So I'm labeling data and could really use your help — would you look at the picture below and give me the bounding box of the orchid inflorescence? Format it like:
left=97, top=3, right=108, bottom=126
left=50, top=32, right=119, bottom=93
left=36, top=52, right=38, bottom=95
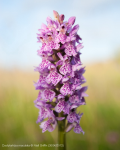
left=34, top=10, right=88, bottom=134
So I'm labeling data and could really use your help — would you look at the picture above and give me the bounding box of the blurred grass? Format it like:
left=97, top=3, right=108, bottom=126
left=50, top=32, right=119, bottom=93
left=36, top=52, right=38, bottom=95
left=0, top=59, right=120, bottom=150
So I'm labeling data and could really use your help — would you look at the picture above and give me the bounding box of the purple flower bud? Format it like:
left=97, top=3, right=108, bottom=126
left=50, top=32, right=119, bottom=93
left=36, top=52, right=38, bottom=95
left=59, top=14, right=65, bottom=23
left=68, top=16, right=76, bottom=25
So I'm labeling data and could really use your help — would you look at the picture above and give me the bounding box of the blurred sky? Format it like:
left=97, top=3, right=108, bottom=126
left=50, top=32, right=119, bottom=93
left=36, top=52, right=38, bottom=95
left=0, top=0, right=120, bottom=69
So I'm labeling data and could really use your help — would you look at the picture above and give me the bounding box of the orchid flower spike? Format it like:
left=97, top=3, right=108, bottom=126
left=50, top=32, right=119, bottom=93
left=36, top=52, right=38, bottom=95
left=34, top=10, right=88, bottom=136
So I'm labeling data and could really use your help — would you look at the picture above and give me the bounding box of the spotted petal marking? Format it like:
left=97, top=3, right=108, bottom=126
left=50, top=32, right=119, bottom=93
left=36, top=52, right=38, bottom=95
left=67, top=112, right=77, bottom=123
left=39, top=59, right=51, bottom=71
left=36, top=75, right=48, bottom=88
left=63, top=102, right=70, bottom=114
left=59, top=63, right=72, bottom=75
left=69, top=95, right=80, bottom=103
left=65, top=44, right=77, bottom=56
left=40, top=120, right=49, bottom=133
left=42, top=89, right=55, bottom=102
left=60, top=83, right=72, bottom=96
left=55, top=100, right=65, bottom=113
left=37, top=107, right=49, bottom=123
left=56, top=33, right=67, bottom=44
left=46, top=71, right=62, bottom=86
left=74, top=124, right=84, bottom=134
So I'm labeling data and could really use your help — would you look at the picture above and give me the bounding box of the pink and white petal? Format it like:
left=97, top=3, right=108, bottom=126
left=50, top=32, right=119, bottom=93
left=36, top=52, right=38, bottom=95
left=39, top=59, right=51, bottom=71
left=62, top=76, right=69, bottom=83
left=55, top=101, right=65, bottom=113
left=70, top=104, right=78, bottom=109
left=81, top=92, right=88, bottom=97
left=57, top=94, right=65, bottom=100
left=70, top=24, right=79, bottom=35
left=76, top=43, right=84, bottom=52
left=60, top=63, right=71, bottom=75
left=74, top=124, right=84, bottom=134
left=65, top=45, right=77, bottom=56
left=60, top=83, right=71, bottom=96
left=43, top=89, right=55, bottom=101
left=50, top=72, right=62, bottom=86
left=65, top=123, right=74, bottom=132
left=69, top=95, right=79, bottom=103
left=47, top=124, right=54, bottom=132
left=56, top=60, right=63, bottom=67
left=40, top=121, right=49, bottom=133
left=67, top=112, right=77, bottom=123
left=47, top=121, right=57, bottom=132
left=68, top=16, right=76, bottom=25
left=63, top=102, right=70, bottom=114
left=57, top=52, right=63, bottom=60
left=46, top=74, right=51, bottom=84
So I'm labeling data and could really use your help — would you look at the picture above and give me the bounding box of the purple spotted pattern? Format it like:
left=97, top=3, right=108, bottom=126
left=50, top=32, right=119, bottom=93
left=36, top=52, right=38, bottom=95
left=34, top=10, right=88, bottom=134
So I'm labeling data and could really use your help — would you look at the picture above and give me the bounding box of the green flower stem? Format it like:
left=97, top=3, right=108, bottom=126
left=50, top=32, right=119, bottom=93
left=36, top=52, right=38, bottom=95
left=58, top=112, right=66, bottom=150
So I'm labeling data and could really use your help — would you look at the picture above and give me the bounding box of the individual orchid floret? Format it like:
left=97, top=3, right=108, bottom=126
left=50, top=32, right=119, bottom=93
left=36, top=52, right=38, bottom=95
left=69, top=94, right=80, bottom=104
left=46, top=64, right=62, bottom=86
left=35, top=101, right=53, bottom=122
left=56, top=52, right=72, bottom=75
left=37, top=51, right=54, bottom=61
left=64, top=42, right=77, bottom=56
left=73, top=123, right=84, bottom=134
left=42, top=89, right=56, bottom=102
left=55, top=32, right=67, bottom=44
left=55, top=99, right=65, bottom=113
left=67, top=111, right=77, bottom=123
left=34, top=59, right=51, bottom=73
left=36, top=106, right=51, bottom=123
left=40, top=115, right=57, bottom=133
left=66, top=122, right=84, bottom=134
left=60, top=82, right=73, bottom=96
left=66, top=112, right=84, bottom=134
left=34, top=74, right=53, bottom=90
left=62, top=101, right=71, bottom=115
left=45, top=41, right=60, bottom=54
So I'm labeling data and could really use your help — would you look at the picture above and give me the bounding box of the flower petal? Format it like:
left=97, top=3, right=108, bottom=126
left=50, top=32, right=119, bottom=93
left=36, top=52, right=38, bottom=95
left=42, top=89, right=55, bottom=102
left=74, top=124, right=84, bottom=134
left=46, top=71, right=62, bottom=86
left=60, top=83, right=72, bottom=96
left=67, top=112, right=77, bottom=123
left=55, top=101, right=65, bottom=113
left=65, top=123, right=74, bottom=132
left=59, top=63, right=72, bottom=75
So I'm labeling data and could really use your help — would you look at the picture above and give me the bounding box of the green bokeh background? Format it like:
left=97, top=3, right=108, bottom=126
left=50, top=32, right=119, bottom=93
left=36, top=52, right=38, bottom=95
left=0, top=58, right=120, bottom=150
